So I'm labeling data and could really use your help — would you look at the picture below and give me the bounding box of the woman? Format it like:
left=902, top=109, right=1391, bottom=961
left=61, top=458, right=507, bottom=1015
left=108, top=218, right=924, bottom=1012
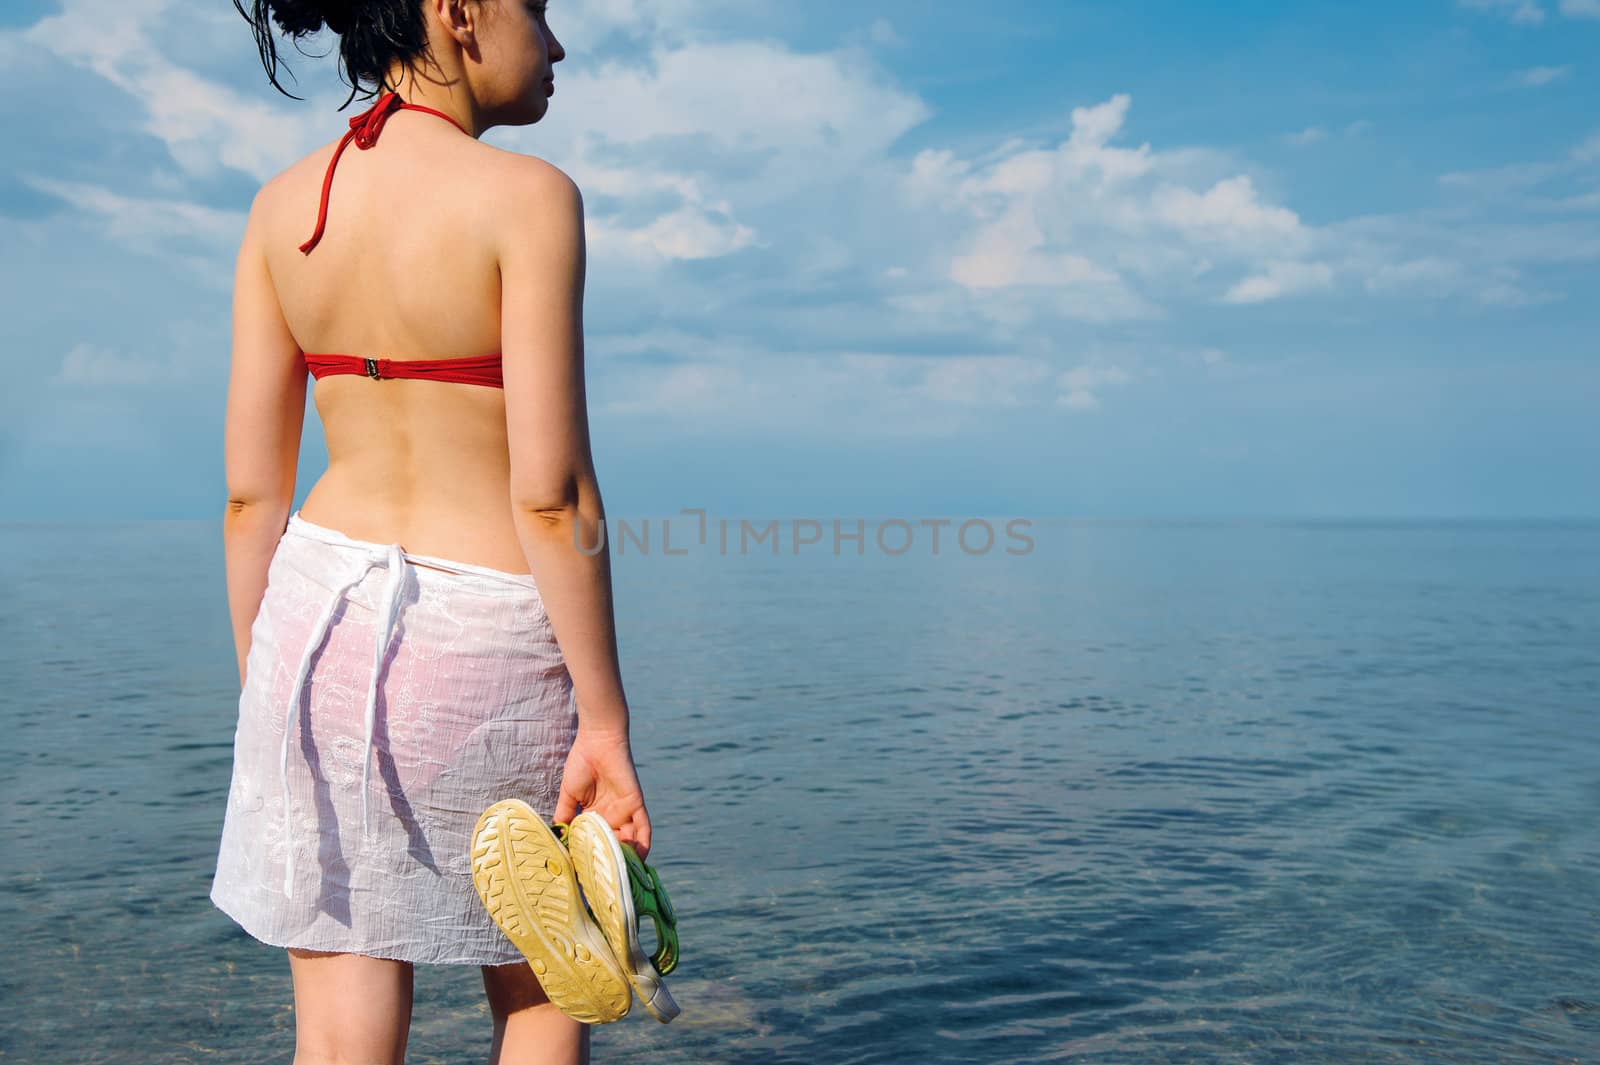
left=209, top=0, right=650, bottom=1060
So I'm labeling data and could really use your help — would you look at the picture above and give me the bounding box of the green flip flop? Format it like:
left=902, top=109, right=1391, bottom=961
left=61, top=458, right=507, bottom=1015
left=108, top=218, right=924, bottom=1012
left=621, top=840, right=678, bottom=977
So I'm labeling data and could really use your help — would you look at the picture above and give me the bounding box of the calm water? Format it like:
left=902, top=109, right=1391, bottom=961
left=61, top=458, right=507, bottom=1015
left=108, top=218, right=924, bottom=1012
left=2, top=517, right=1597, bottom=1064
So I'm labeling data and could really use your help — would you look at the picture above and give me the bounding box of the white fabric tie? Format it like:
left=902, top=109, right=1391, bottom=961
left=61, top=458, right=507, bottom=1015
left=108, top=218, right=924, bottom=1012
left=278, top=541, right=406, bottom=899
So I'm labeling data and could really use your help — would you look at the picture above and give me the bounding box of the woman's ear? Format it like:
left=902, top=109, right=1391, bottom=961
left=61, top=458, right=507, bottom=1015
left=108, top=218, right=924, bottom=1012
left=436, top=0, right=477, bottom=47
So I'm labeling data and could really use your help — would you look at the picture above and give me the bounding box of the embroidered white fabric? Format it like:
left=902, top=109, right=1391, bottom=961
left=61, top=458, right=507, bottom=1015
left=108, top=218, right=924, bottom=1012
left=209, top=510, right=577, bottom=965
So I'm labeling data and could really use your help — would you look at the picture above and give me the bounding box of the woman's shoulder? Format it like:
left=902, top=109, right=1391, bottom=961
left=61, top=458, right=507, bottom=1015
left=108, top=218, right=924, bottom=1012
left=480, top=144, right=583, bottom=209
left=471, top=149, right=586, bottom=257
left=250, top=133, right=581, bottom=243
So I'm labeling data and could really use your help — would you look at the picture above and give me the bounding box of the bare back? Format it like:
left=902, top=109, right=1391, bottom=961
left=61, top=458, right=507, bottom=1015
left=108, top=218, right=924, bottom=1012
left=258, top=108, right=544, bottom=574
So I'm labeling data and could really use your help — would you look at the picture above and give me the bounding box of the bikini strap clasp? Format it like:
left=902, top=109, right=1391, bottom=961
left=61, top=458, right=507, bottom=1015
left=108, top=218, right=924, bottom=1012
left=349, top=91, right=403, bottom=149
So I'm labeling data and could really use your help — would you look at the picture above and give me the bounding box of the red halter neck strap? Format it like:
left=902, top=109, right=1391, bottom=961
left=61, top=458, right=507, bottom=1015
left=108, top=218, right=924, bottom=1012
left=299, top=91, right=472, bottom=255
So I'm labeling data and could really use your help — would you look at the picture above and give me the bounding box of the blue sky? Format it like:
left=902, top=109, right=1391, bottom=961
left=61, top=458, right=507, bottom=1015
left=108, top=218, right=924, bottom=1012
left=1, top=0, right=1596, bottom=520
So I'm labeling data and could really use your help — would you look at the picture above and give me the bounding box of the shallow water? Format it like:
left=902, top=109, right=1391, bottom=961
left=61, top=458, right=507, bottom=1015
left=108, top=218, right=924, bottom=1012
left=1, top=518, right=1596, bottom=1063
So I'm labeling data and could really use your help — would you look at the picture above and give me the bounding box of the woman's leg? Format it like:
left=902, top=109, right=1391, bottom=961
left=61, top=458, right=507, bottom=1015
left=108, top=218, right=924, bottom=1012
left=286, top=947, right=414, bottom=1064
left=481, top=961, right=591, bottom=1065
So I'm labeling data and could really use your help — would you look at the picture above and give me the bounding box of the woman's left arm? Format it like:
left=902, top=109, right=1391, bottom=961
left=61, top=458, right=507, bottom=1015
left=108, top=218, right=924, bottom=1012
left=223, top=191, right=307, bottom=688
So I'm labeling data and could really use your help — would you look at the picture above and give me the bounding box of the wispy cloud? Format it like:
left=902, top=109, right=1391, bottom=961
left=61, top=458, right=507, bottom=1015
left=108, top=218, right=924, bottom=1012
left=1285, top=119, right=1370, bottom=145
left=22, top=0, right=317, bottom=181
left=1459, top=0, right=1547, bottom=23
left=52, top=342, right=196, bottom=387
left=1461, top=0, right=1600, bottom=19
left=20, top=177, right=242, bottom=248
left=1055, top=363, right=1135, bottom=410
left=1224, top=260, right=1335, bottom=304
left=1512, top=64, right=1573, bottom=86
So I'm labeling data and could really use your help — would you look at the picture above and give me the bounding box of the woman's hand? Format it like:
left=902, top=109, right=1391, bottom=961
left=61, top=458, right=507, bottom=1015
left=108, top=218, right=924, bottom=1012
left=552, top=726, right=653, bottom=861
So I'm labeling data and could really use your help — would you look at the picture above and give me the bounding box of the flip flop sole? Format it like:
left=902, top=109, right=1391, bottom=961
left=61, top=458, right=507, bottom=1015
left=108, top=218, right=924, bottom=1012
left=470, top=799, right=632, bottom=1024
left=566, top=811, right=682, bottom=1023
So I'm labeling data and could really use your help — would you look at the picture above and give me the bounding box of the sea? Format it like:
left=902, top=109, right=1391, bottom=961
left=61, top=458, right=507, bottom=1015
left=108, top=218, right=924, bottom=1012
left=2, top=516, right=1596, bottom=1064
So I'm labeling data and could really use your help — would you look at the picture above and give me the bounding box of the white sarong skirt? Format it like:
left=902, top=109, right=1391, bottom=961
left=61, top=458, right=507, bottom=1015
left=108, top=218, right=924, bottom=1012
left=208, top=510, right=577, bottom=964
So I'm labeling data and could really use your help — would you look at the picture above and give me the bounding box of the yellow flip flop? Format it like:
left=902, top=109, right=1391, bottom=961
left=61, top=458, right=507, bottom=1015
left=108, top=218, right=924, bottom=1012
left=558, top=810, right=682, bottom=1023
left=470, top=798, right=633, bottom=1024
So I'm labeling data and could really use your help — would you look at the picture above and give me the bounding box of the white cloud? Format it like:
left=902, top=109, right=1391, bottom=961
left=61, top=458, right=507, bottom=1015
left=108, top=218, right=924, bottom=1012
left=22, top=0, right=316, bottom=182
left=1439, top=129, right=1600, bottom=202
left=1224, top=260, right=1334, bottom=304
left=1286, top=126, right=1328, bottom=146
left=592, top=347, right=1097, bottom=436
left=1460, top=0, right=1600, bottom=18
left=1459, top=0, right=1547, bottom=23
left=913, top=95, right=1325, bottom=310
left=553, top=0, right=765, bottom=42
left=949, top=211, right=1120, bottom=290
left=1514, top=64, right=1573, bottom=86
left=1068, top=95, right=1138, bottom=154
left=19, top=176, right=243, bottom=249
left=1329, top=201, right=1599, bottom=309
left=1477, top=279, right=1564, bottom=305
left=918, top=356, right=1055, bottom=407
left=1289, top=121, right=1370, bottom=142
left=1055, top=363, right=1134, bottom=410
left=588, top=205, right=758, bottom=261
left=1152, top=176, right=1306, bottom=245
left=1542, top=188, right=1600, bottom=210
left=553, top=41, right=929, bottom=168
left=867, top=18, right=904, bottom=47
left=1364, top=256, right=1464, bottom=293
left=52, top=340, right=208, bottom=388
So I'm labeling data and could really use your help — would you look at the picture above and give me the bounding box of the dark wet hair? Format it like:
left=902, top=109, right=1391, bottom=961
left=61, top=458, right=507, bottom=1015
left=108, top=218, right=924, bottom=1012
left=232, top=0, right=463, bottom=107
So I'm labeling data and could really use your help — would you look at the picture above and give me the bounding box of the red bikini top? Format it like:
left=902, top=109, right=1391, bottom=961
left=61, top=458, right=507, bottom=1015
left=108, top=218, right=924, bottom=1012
left=299, top=90, right=504, bottom=390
